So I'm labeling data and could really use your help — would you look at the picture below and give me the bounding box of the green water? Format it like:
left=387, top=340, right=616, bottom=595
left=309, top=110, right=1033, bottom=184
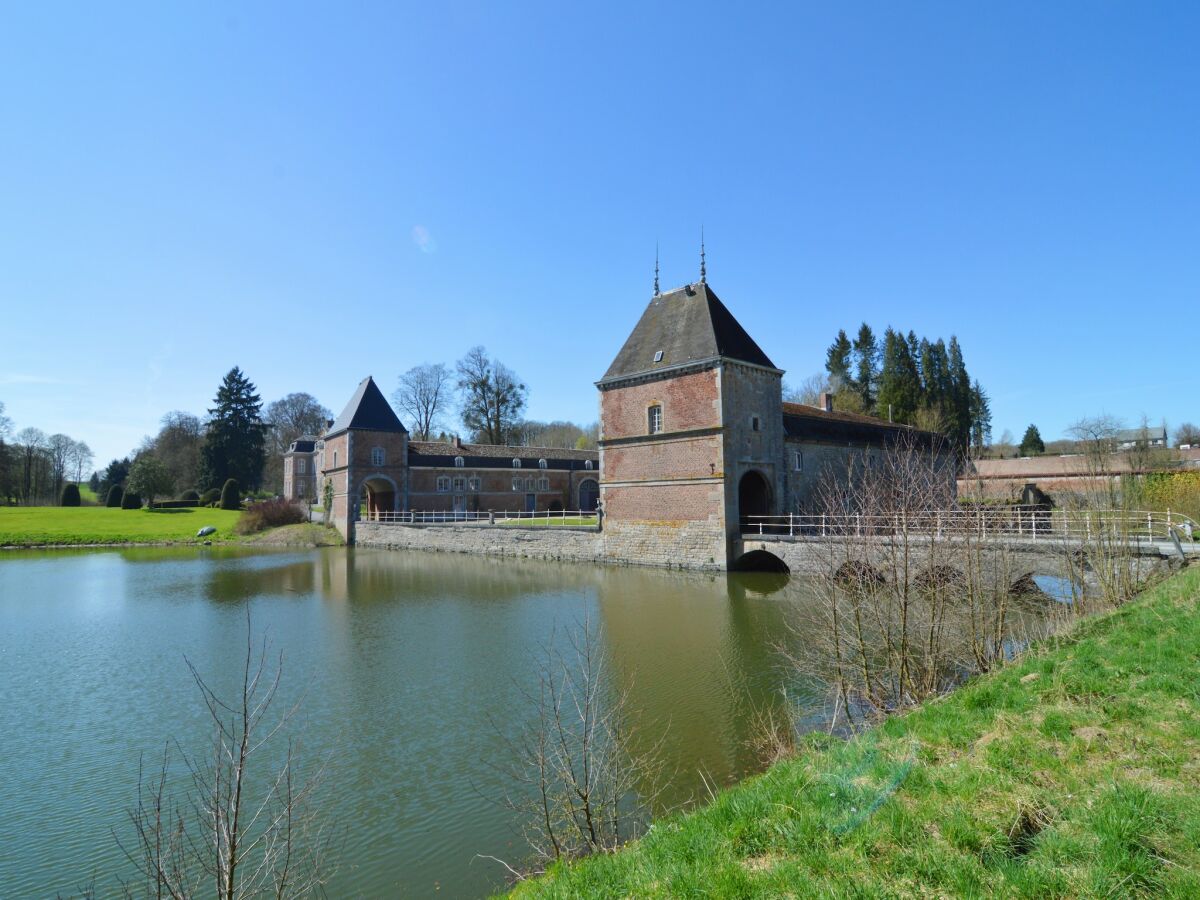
left=0, top=546, right=823, bottom=898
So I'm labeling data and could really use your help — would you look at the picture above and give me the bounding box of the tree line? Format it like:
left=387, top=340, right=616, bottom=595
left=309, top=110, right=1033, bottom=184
left=0, top=401, right=94, bottom=504
left=393, top=345, right=597, bottom=449
left=817, top=323, right=991, bottom=455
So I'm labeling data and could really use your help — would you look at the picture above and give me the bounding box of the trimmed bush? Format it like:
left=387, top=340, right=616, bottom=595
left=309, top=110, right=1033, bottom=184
left=234, top=498, right=306, bottom=534
left=199, top=488, right=220, bottom=507
left=219, top=479, right=240, bottom=511
left=180, top=489, right=200, bottom=502
left=121, top=489, right=143, bottom=510
left=106, top=485, right=124, bottom=508
left=61, top=483, right=82, bottom=507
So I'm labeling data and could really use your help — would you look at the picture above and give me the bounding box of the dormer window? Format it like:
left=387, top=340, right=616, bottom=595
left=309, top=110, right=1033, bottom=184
left=512, top=458, right=522, bottom=469
left=371, top=447, right=385, bottom=466
left=653, top=350, right=664, bottom=363
left=538, top=459, right=547, bottom=469
left=454, top=456, right=465, bottom=468
left=585, top=459, right=593, bottom=470
left=648, top=404, right=663, bottom=435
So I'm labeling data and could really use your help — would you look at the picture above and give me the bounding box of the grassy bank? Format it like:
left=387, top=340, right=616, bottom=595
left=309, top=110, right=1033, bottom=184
left=0, top=506, right=244, bottom=546
left=512, top=566, right=1200, bottom=897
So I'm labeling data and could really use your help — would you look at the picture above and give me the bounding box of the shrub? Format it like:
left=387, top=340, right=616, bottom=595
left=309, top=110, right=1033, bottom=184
left=61, top=483, right=82, bottom=507
left=180, top=489, right=200, bottom=502
left=199, top=488, right=220, bottom=507
left=121, top=489, right=143, bottom=510
left=106, top=485, right=124, bottom=508
left=220, top=479, right=240, bottom=511
left=234, top=499, right=306, bottom=534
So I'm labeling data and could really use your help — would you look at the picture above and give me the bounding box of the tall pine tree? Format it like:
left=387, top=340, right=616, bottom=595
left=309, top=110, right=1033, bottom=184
left=824, top=330, right=853, bottom=391
left=199, top=367, right=267, bottom=491
left=851, top=323, right=879, bottom=412
left=947, top=336, right=973, bottom=453
left=876, top=329, right=922, bottom=424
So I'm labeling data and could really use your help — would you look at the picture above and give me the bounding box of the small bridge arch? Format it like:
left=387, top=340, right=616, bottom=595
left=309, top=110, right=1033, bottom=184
left=731, top=548, right=790, bottom=573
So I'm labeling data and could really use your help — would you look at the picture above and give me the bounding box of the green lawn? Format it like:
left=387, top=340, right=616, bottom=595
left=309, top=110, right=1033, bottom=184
left=0, top=506, right=244, bottom=546
left=511, top=566, right=1200, bottom=897
left=497, top=516, right=598, bottom=528
left=76, top=483, right=100, bottom=504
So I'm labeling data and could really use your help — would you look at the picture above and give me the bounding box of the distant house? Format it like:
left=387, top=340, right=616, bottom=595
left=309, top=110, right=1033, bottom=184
left=1115, top=426, right=1167, bottom=450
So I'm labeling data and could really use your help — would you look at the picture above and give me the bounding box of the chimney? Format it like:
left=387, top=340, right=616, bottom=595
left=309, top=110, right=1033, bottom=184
left=818, top=392, right=833, bottom=413
left=453, top=435, right=462, bottom=449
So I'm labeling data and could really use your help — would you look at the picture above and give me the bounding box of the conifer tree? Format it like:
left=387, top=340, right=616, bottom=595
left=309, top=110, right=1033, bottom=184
left=876, top=329, right=922, bottom=424
left=969, top=380, right=991, bottom=454
left=199, top=367, right=267, bottom=491
left=851, top=323, right=879, bottom=412
left=1019, top=424, right=1045, bottom=456
left=824, top=330, right=853, bottom=391
left=947, top=336, right=972, bottom=451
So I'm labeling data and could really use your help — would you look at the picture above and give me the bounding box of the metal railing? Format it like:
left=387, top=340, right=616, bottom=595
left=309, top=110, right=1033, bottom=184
left=740, top=509, right=1198, bottom=543
left=360, top=508, right=599, bottom=527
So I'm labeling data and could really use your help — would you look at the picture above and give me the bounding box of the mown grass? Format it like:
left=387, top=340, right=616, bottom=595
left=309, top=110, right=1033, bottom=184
left=510, top=566, right=1200, bottom=898
left=497, top=517, right=598, bottom=528
left=0, top=506, right=244, bottom=546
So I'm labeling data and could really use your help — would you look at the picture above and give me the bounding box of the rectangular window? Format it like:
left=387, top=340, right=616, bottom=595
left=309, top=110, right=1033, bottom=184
left=452, top=476, right=465, bottom=492
left=371, top=447, right=385, bottom=466
left=525, top=477, right=536, bottom=491
left=751, top=416, right=760, bottom=432
left=297, top=458, right=306, bottom=474
left=793, top=450, right=803, bottom=472
left=468, top=477, right=481, bottom=491
left=512, top=477, right=522, bottom=491
left=538, top=477, right=549, bottom=491
left=648, top=405, right=663, bottom=435
left=297, top=482, right=306, bottom=497
left=437, top=476, right=450, bottom=492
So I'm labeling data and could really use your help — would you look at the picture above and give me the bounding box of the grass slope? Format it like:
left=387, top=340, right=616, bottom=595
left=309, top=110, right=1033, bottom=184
left=512, top=566, right=1200, bottom=898
left=0, top=506, right=244, bottom=546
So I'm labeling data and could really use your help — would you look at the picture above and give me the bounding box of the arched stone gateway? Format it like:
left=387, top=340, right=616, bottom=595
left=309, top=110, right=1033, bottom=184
left=737, top=470, right=772, bottom=524
left=731, top=548, right=790, bottom=573
left=579, top=478, right=599, bottom=512
left=358, top=474, right=399, bottom=520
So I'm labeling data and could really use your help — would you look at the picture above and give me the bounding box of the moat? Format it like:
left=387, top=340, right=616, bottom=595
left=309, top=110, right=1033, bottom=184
left=0, top=546, right=826, bottom=898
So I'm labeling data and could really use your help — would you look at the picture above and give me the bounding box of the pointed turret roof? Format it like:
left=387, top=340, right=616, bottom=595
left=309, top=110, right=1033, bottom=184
left=599, top=282, right=778, bottom=384
left=326, top=376, right=407, bottom=436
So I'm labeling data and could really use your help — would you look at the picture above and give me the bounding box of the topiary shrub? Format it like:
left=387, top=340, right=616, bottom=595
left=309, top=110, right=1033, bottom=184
left=180, top=489, right=200, bottom=502
left=121, top=489, right=143, bottom=510
left=234, top=498, right=306, bottom=534
left=61, top=483, right=82, bottom=507
left=199, top=488, right=220, bottom=507
left=106, top=484, right=124, bottom=508
left=220, top=478, right=240, bottom=511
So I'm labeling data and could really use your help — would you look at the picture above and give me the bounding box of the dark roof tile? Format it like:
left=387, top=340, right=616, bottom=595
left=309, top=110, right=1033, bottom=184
left=327, top=377, right=406, bottom=436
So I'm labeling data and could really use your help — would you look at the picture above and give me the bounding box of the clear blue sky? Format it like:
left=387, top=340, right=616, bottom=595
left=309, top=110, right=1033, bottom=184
left=2, top=2, right=1197, bottom=467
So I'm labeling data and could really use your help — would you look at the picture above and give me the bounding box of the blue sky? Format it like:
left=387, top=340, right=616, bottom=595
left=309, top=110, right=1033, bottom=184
left=1, top=2, right=1197, bottom=467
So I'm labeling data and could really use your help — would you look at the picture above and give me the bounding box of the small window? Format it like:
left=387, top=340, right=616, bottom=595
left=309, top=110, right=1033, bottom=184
left=538, top=477, right=549, bottom=491
left=297, top=482, right=306, bottom=497
left=585, top=459, right=593, bottom=470
left=333, top=450, right=338, bottom=467
left=455, top=456, right=464, bottom=468
left=297, top=458, right=307, bottom=474
left=793, top=450, right=803, bottom=472
left=371, top=447, right=385, bottom=466
left=525, top=477, right=536, bottom=491
left=538, top=459, right=547, bottom=469
left=468, top=476, right=481, bottom=491
left=512, top=476, right=523, bottom=491
left=452, top=476, right=465, bottom=492
left=512, top=458, right=522, bottom=468
left=653, top=350, right=663, bottom=362
left=648, top=404, right=663, bottom=435
left=437, top=476, right=450, bottom=492
left=751, top=416, right=760, bottom=432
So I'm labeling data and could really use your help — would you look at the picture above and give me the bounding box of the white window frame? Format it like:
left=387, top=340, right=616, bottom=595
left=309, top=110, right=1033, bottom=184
left=468, top=476, right=481, bottom=491
left=648, top=404, right=663, bottom=435
left=371, top=447, right=385, bottom=466
left=297, top=458, right=306, bottom=474
left=585, top=459, right=593, bottom=470
left=512, top=476, right=522, bottom=491
left=455, top=456, right=465, bottom=468
left=512, top=458, right=522, bottom=468
left=538, top=458, right=547, bottom=469
left=452, top=476, right=465, bottom=492
left=525, top=477, right=536, bottom=491
left=793, top=449, right=803, bottom=472
left=538, top=476, right=549, bottom=491
left=437, top=476, right=450, bottom=492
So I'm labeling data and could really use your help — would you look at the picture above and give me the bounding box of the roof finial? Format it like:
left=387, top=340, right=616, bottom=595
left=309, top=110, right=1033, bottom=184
left=653, top=243, right=660, bottom=296
left=699, top=226, right=706, bottom=284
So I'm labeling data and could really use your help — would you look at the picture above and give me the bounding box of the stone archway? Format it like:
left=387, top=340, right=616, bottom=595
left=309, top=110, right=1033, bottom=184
left=579, top=478, right=599, bottom=512
left=358, top=474, right=399, bottom=520
left=737, top=470, right=772, bottom=526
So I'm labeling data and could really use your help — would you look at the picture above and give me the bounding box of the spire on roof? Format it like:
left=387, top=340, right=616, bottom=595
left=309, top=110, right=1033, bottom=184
left=699, top=226, right=706, bottom=284
left=653, top=243, right=660, bottom=296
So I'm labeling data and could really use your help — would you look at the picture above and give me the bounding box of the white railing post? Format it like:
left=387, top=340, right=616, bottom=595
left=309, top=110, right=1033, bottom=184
left=789, top=513, right=794, bottom=537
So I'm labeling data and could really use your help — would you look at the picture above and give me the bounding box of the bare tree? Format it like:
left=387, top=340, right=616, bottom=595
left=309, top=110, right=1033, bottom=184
left=1175, top=422, right=1200, bottom=448
left=488, top=618, right=664, bottom=876
left=1067, top=414, right=1124, bottom=505
left=456, top=347, right=527, bottom=445
left=47, top=433, right=75, bottom=500
left=393, top=363, right=452, bottom=440
left=69, top=440, right=94, bottom=485
left=262, top=394, right=332, bottom=494
left=119, top=613, right=332, bottom=899
left=14, top=427, right=47, bottom=503
left=783, top=373, right=830, bottom=407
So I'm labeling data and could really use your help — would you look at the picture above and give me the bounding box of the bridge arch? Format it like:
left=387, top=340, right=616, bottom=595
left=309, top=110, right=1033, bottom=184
left=731, top=548, right=790, bottom=573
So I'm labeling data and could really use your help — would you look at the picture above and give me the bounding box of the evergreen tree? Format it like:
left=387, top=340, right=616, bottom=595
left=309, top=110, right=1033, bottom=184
left=824, top=330, right=853, bottom=391
left=906, top=331, right=923, bottom=397
left=851, top=323, right=879, bottom=412
left=1019, top=424, right=1045, bottom=456
left=947, top=336, right=972, bottom=452
left=106, top=484, right=124, bottom=507
left=199, top=367, right=267, bottom=491
left=220, top=477, right=241, bottom=511
left=969, top=380, right=992, bottom=454
left=876, top=329, right=922, bottom=424
left=60, top=483, right=81, bottom=506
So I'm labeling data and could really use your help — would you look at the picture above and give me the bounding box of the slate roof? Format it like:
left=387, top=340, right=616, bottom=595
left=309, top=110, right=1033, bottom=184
left=781, top=401, right=940, bottom=447
left=408, top=440, right=597, bottom=462
left=286, top=437, right=317, bottom=454
left=599, top=282, right=777, bottom=384
left=326, top=376, right=407, bottom=436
